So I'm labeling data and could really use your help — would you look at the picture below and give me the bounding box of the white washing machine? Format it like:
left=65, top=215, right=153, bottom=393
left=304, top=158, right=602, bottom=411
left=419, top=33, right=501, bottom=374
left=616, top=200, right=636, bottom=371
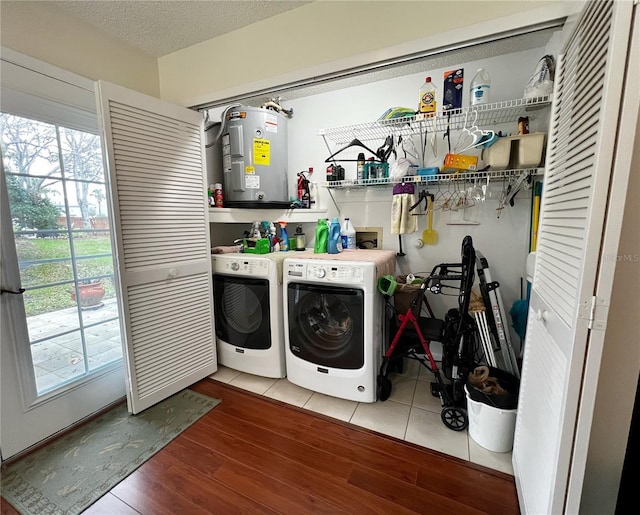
left=283, top=255, right=389, bottom=402
left=212, top=252, right=287, bottom=378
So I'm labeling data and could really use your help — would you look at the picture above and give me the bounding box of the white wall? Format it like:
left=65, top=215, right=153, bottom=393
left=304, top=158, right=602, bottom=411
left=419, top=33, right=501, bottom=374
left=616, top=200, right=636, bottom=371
left=0, top=1, right=160, bottom=97
left=206, top=42, right=554, bottom=349
left=158, top=0, right=573, bottom=106
left=269, top=45, right=550, bottom=349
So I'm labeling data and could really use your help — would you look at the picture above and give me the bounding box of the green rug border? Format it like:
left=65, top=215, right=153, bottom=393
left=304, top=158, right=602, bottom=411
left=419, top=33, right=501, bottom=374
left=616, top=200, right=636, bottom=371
left=1, top=388, right=220, bottom=515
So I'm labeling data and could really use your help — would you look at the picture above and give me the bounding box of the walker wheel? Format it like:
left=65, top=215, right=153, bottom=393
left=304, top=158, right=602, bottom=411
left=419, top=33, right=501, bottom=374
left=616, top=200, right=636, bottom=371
left=377, top=375, right=392, bottom=401
left=441, top=406, right=468, bottom=431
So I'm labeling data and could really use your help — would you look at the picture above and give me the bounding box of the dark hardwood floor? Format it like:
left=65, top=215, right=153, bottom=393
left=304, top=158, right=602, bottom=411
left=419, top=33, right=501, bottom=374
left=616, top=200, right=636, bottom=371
left=2, top=378, right=520, bottom=514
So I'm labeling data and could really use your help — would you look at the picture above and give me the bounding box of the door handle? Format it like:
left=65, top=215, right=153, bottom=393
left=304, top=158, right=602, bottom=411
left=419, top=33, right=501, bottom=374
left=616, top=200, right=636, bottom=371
left=535, top=309, right=548, bottom=322
left=1, top=288, right=25, bottom=295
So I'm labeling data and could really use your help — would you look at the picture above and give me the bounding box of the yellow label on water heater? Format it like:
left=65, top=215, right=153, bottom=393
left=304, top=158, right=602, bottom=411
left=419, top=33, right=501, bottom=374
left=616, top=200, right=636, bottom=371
left=253, top=138, right=270, bottom=166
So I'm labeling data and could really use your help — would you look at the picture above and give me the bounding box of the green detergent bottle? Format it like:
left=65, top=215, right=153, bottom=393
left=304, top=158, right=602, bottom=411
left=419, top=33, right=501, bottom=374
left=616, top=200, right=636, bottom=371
left=314, top=218, right=328, bottom=253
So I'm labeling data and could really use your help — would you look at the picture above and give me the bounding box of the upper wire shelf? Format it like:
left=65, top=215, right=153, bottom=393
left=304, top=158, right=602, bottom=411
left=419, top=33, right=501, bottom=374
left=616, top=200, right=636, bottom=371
left=318, top=96, right=551, bottom=145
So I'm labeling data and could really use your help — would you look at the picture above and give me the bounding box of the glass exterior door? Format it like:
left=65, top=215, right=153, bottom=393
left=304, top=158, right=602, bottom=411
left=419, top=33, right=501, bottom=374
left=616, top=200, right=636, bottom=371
left=1, top=112, right=122, bottom=395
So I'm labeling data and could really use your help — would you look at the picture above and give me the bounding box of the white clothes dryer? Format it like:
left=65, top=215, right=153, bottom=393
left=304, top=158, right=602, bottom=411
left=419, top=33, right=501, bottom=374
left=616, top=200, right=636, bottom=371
left=283, top=253, right=393, bottom=403
left=212, top=252, right=287, bottom=378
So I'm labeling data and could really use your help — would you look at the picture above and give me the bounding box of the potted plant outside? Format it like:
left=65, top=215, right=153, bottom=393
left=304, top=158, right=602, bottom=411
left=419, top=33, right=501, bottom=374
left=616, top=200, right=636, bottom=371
left=70, top=280, right=105, bottom=309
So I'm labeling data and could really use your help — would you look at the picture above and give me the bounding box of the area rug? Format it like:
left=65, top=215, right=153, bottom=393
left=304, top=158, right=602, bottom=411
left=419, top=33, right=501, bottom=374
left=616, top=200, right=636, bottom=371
left=1, top=389, right=220, bottom=514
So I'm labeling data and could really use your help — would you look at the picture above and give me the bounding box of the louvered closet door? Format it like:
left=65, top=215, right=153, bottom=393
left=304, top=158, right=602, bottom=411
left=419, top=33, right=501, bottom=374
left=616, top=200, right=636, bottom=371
left=95, top=81, right=216, bottom=414
left=512, top=1, right=633, bottom=514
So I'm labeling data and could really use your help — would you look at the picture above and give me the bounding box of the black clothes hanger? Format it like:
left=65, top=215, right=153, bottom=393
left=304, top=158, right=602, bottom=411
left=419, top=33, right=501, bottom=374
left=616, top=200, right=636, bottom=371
left=375, top=135, right=395, bottom=163
left=325, top=138, right=380, bottom=162
left=444, top=112, right=452, bottom=154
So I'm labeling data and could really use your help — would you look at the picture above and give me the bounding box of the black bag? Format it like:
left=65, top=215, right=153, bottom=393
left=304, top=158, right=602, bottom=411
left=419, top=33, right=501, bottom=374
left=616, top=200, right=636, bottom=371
left=466, top=366, right=519, bottom=409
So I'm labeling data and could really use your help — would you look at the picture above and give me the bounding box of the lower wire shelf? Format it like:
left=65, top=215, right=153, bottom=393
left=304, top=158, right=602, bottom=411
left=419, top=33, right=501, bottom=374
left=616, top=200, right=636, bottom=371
left=322, top=168, right=543, bottom=189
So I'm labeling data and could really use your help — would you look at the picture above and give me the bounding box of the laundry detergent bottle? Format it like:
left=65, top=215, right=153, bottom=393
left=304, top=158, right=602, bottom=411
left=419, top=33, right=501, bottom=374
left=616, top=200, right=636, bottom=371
left=328, top=217, right=342, bottom=254
left=314, top=218, right=328, bottom=253
left=341, top=217, right=356, bottom=250
left=418, top=76, right=438, bottom=116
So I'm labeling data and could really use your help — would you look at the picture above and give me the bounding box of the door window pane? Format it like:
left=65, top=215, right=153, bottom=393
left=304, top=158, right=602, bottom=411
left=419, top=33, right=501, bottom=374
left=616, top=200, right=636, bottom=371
left=60, top=127, right=104, bottom=182
left=0, top=114, right=63, bottom=178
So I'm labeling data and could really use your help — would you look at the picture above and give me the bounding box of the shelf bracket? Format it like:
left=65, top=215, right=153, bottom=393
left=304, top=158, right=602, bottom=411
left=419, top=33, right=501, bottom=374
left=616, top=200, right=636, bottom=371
left=326, top=188, right=340, bottom=216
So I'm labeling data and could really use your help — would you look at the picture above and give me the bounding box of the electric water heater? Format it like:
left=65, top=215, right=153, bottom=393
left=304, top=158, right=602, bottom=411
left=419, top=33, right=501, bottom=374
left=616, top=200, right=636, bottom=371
left=222, top=106, right=290, bottom=208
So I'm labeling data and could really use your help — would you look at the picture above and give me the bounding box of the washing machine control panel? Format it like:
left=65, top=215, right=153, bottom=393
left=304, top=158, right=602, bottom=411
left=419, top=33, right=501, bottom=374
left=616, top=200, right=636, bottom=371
left=287, top=262, right=365, bottom=284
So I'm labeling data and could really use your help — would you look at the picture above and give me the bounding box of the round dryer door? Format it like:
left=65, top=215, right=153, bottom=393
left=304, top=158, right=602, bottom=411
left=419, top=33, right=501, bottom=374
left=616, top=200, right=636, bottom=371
left=287, top=283, right=364, bottom=369
left=213, top=275, right=271, bottom=349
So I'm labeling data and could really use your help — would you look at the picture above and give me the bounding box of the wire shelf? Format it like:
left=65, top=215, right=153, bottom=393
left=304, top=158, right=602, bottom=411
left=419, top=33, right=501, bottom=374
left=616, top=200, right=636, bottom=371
left=322, top=168, right=542, bottom=189
left=318, top=96, right=551, bottom=145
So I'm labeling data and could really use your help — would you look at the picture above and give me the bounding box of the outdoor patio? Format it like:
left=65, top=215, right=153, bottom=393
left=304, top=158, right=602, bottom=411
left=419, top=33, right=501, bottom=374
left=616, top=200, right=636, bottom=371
left=27, top=297, right=123, bottom=393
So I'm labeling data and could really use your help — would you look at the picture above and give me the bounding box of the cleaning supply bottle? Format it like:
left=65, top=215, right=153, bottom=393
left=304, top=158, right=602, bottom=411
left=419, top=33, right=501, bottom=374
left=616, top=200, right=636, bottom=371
left=269, top=222, right=277, bottom=252
left=314, top=218, right=328, bottom=253
left=341, top=217, right=356, bottom=250
left=470, top=68, right=491, bottom=105
left=357, top=153, right=365, bottom=183
left=213, top=183, right=224, bottom=207
left=418, top=76, right=438, bottom=116
left=327, top=217, right=342, bottom=254
left=251, top=221, right=261, bottom=238
left=278, top=221, right=289, bottom=251
left=294, top=224, right=306, bottom=251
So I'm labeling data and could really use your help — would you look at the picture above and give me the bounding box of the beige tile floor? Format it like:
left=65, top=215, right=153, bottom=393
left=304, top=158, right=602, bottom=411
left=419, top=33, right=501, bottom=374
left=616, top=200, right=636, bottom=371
left=210, top=360, right=515, bottom=475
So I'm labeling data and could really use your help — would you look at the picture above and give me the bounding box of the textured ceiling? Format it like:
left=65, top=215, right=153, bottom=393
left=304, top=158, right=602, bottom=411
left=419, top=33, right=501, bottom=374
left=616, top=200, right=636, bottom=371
left=48, top=0, right=312, bottom=57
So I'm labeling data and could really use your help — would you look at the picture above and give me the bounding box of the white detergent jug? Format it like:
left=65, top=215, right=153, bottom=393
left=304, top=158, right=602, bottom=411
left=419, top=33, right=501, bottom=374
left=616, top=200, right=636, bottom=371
left=341, top=218, right=356, bottom=250
left=470, top=68, right=491, bottom=105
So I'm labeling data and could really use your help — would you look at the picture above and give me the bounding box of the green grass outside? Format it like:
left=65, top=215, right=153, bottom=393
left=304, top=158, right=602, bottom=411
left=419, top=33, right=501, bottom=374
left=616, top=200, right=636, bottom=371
left=16, top=235, right=117, bottom=316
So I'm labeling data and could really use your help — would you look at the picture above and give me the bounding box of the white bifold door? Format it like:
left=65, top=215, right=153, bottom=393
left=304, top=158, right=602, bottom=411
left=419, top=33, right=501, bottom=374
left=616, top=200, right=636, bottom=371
left=513, top=0, right=637, bottom=514
left=95, top=81, right=217, bottom=414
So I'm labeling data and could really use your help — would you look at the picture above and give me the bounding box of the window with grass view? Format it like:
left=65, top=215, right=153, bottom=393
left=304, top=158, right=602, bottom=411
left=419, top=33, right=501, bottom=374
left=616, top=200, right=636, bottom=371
left=1, top=112, right=122, bottom=394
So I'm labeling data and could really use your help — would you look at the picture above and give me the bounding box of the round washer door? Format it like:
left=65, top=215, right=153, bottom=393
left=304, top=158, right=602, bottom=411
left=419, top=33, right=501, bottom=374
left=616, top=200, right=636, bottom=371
left=287, top=283, right=364, bottom=369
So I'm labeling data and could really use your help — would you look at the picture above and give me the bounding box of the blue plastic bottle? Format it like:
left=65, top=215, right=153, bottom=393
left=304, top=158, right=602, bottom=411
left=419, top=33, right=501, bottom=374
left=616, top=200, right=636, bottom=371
left=328, top=217, right=342, bottom=254
left=278, top=221, right=289, bottom=251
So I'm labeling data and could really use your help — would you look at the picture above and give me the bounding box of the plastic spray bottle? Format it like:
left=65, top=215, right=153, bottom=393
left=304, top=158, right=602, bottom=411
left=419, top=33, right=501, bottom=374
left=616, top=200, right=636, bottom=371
left=278, top=221, right=289, bottom=251
left=314, top=218, right=328, bottom=253
left=328, top=217, right=342, bottom=254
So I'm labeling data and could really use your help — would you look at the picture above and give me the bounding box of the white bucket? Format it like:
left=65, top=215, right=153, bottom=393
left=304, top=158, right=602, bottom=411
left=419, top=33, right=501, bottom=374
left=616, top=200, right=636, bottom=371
left=465, top=385, right=517, bottom=453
